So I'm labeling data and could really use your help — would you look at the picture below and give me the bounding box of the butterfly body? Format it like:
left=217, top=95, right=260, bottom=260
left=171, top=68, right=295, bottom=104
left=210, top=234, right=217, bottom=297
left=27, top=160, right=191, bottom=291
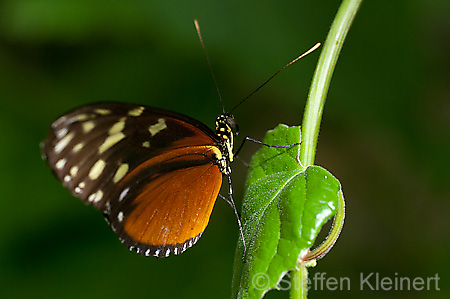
left=43, top=102, right=236, bottom=257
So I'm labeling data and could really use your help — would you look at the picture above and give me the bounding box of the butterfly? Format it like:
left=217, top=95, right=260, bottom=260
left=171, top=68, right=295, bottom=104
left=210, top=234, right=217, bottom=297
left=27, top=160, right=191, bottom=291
left=41, top=22, right=319, bottom=257
left=42, top=102, right=242, bottom=257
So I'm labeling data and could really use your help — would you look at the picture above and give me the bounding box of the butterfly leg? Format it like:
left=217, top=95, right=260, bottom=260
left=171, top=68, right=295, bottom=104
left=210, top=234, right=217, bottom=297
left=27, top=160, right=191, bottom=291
left=218, top=193, right=234, bottom=210
left=219, top=174, right=247, bottom=262
left=234, top=136, right=302, bottom=158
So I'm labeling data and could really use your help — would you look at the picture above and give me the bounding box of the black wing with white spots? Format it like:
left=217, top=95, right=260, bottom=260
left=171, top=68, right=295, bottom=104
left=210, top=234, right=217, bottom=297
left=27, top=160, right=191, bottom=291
left=42, top=102, right=220, bottom=211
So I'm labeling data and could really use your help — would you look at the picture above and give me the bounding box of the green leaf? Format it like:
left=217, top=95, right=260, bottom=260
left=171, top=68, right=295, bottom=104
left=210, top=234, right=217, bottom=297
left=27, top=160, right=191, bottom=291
left=232, top=124, right=342, bottom=299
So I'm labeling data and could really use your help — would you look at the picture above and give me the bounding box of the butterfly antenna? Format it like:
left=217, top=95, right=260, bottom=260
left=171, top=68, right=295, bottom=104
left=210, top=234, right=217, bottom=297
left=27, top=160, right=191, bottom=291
left=194, top=20, right=226, bottom=114
left=229, top=42, right=321, bottom=113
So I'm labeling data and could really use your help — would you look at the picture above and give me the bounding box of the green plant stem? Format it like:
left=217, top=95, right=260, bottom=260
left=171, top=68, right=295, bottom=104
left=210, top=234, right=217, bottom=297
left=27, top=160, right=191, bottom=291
left=293, top=0, right=362, bottom=298
left=290, top=264, right=309, bottom=299
left=299, top=0, right=363, bottom=168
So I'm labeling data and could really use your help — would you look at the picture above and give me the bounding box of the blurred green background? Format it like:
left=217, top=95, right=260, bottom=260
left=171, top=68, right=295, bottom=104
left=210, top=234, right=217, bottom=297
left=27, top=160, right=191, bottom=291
left=0, top=0, right=448, bottom=298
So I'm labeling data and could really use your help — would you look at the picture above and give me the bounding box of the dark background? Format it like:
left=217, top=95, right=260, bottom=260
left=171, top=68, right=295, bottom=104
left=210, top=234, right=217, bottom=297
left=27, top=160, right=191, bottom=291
left=0, top=1, right=448, bottom=298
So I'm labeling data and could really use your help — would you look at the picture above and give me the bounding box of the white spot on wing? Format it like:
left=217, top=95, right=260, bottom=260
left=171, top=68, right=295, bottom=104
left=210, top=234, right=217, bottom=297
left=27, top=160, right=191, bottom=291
left=94, top=108, right=111, bottom=115
left=119, top=187, right=129, bottom=202
left=154, top=249, right=160, bottom=257
left=77, top=114, right=89, bottom=121
left=56, top=128, right=68, bottom=139
left=55, top=158, right=67, bottom=169
left=54, top=132, right=74, bottom=154
left=88, top=193, right=95, bottom=202
left=142, top=141, right=150, bottom=148
left=88, top=159, right=106, bottom=180
left=98, top=132, right=125, bottom=154
left=88, top=190, right=103, bottom=203
left=93, top=190, right=103, bottom=203
left=113, top=163, right=129, bottom=183
left=82, top=121, right=95, bottom=133
left=70, top=166, right=79, bottom=177
left=149, top=118, right=167, bottom=136
left=73, top=143, right=83, bottom=152
left=108, top=118, right=126, bottom=135
left=75, top=182, right=86, bottom=194
left=128, top=106, right=144, bottom=116
left=117, top=211, right=124, bottom=222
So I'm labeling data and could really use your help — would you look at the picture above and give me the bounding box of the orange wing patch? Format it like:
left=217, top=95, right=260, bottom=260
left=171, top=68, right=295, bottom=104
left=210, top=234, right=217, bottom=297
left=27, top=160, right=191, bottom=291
left=126, top=163, right=221, bottom=245
left=110, top=145, right=223, bottom=257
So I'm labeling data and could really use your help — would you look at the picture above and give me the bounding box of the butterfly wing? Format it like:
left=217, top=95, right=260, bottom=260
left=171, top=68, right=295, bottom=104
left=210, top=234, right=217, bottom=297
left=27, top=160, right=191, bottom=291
left=42, top=102, right=224, bottom=256
left=108, top=145, right=223, bottom=257
left=42, top=102, right=220, bottom=209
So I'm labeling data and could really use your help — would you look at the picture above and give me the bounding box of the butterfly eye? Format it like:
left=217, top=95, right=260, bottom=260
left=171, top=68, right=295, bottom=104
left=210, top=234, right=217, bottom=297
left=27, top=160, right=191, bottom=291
left=225, top=113, right=236, bottom=128
left=224, top=114, right=239, bottom=135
